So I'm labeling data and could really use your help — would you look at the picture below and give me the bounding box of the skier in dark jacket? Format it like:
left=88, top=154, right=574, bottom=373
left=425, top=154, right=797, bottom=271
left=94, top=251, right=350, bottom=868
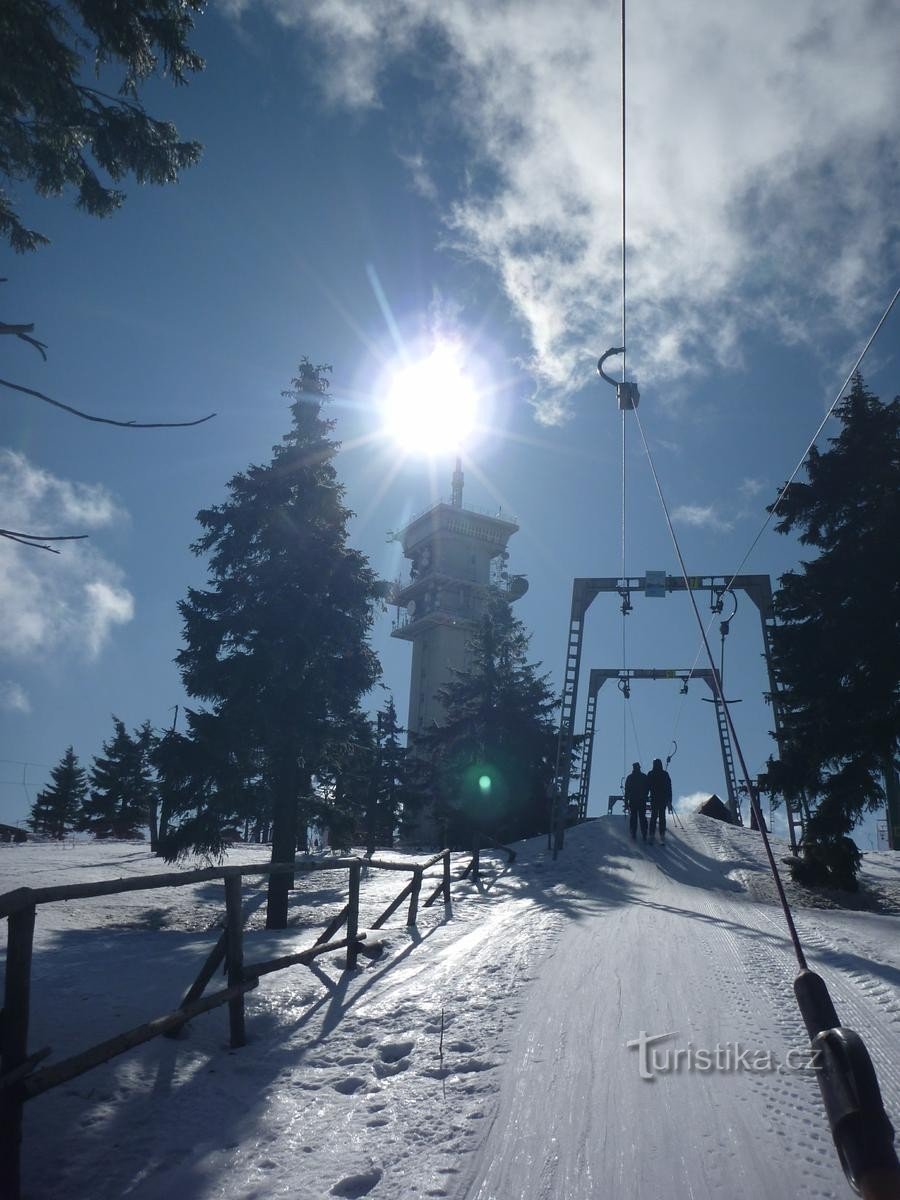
left=647, top=758, right=672, bottom=844
left=624, top=763, right=649, bottom=841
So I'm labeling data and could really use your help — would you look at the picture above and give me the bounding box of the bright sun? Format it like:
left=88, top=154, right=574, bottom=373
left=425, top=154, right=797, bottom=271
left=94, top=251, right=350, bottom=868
left=382, top=342, right=479, bottom=456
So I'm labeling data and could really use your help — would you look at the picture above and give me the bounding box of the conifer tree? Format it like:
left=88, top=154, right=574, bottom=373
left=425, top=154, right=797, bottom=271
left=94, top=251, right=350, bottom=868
left=173, top=360, right=381, bottom=926
left=372, top=696, right=408, bottom=848
left=28, top=745, right=87, bottom=838
left=78, top=717, right=156, bottom=839
left=768, top=373, right=900, bottom=884
left=2, top=0, right=204, bottom=252
left=153, top=716, right=268, bottom=857
left=418, top=592, right=559, bottom=847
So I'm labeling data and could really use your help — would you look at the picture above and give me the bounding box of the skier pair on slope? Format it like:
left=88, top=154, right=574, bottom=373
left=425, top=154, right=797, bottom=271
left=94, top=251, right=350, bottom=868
left=625, top=759, right=672, bottom=844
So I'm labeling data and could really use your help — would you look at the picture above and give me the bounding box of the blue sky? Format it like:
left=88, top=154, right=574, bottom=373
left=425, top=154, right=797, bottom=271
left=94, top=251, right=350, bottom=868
left=1, top=0, right=898, bottom=848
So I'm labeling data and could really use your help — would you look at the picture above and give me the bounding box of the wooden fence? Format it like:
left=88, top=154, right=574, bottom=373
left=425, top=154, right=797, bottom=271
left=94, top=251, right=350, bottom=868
left=0, top=847, right=465, bottom=1200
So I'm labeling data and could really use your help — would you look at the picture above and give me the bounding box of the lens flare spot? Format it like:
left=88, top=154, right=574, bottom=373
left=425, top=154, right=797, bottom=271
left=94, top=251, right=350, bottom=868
left=382, top=342, right=478, bottom=456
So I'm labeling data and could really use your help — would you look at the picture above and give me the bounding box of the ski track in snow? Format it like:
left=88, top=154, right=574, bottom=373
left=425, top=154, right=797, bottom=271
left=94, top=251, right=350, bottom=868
left=1, top=818, right=897, bottom=1200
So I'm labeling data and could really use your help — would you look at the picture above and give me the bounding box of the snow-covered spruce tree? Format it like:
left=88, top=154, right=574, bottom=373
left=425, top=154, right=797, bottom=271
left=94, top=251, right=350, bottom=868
left=174, top=360, right=381, bottom=928
left=768, top=373, right=899, bottom=887
left=78, top=718, right=156, bottom=839
left=28, top=745, right=87, bottom=838
left=417, top=591, right=559, bottom=847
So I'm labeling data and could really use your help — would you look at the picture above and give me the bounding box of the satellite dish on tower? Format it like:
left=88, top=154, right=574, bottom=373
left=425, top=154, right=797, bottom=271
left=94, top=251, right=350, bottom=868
left=508, top=575, right=529, bottom=600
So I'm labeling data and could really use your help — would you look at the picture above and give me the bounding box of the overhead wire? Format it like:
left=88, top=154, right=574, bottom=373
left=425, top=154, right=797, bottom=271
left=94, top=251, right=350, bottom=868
left=677, top=283, right=900, bottom=696
left=723, top=284, right=900, bottom=594
left=619, top=0, right=629, bottom=784
left=611, top=0, right=806, bottom=967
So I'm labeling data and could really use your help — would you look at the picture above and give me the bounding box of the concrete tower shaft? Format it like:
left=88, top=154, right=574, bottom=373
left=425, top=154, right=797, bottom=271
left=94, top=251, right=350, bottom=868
left=390, top=477, right=521, bottom=738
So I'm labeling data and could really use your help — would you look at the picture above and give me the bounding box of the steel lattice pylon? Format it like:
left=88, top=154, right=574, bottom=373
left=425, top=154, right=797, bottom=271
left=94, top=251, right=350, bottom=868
left=550, top=574, right=798, bottom=854
left=576, top=668, right=740, bottom=823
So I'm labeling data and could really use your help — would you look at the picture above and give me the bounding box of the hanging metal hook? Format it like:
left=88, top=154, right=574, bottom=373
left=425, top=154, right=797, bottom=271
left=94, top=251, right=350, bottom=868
left=597, top=346, right=640, bottom=410
left=666, top=739, right=678, bottom=767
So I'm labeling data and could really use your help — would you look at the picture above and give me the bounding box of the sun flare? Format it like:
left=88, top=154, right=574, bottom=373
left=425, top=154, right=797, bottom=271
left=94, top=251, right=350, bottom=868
left=382, top=342, right=479, bottom=456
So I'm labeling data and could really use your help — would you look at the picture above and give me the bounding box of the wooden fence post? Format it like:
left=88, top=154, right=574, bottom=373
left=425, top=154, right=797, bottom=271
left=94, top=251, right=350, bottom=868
left=0, top=901, right=36, bottom=1200
left=472, top=839, right=480, bottom=880
left=346, top=862, right=361, bottom=970
left=224, top=874, right=246, bottom=1049
left=442, top=851, right=451, bottom=904
left=407, top=868, right=422, bottom=927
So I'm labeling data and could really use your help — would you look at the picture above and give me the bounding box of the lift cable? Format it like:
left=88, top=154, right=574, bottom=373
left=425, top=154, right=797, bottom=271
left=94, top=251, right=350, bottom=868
left=604, top=5, right=897, bottom=1192
left=633, top=398, right=807, bottom=961
left=619, top=0, right=629, bottom=785
left=630, top=398, right=900, bottom=1199
left=626, top=691, right=642, bottom=766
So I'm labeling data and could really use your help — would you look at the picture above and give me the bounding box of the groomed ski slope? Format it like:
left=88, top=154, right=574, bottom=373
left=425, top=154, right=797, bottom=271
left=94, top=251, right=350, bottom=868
left=2, top=815, right=898, bottom=1200
left=467, top=817, right=900, bottom=1200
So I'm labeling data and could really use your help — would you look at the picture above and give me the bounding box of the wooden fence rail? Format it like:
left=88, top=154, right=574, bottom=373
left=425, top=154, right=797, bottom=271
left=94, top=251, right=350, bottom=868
left=0, top=846, right=478, bottom=1200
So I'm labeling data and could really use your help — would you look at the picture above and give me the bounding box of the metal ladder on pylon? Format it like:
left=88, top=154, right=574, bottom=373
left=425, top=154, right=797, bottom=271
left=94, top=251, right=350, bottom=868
left=712, top=693, right=742, bottom=822
left=552, top=608, right=586, bottom=833
left=576, top=684, right=599, bottom=820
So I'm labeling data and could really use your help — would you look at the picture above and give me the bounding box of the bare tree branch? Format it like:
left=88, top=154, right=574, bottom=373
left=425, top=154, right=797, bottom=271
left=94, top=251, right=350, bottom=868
left=0, top=377, right=216, bottom=428
left=0, top=323, right=49, bottom=360
left=0, top=529, right=89, bottom=554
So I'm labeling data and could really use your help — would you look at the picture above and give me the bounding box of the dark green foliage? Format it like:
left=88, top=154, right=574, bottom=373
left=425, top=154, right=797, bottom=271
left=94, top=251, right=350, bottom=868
left=171, top=360, right=381, bottom=925
left=78, top=716, right=156, bottom=838
left=418, top=593, right=559, bottom=847
left=312, top=707, right=376, bottom=853
left=153, top=714, right=267, bottom=861
left=791, top=835, right=862, bottom=893
left=372, top=696, right=409, bottom=848
left=28, top=744, right=86, bottom=838
left=1, top=0, right=204, bottom=251
left=768, top=374, right=900, bottom=884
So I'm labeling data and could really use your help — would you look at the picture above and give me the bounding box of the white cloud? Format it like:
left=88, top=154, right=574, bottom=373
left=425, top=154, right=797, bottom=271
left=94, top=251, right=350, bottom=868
left=739, top=477, right=766, bottom=500
left=5, top=449, right=126, bottom=528
left=671, top=503, right=733, bottom=533
left=226, top=0, right=900, bottom=421
left=0, top=680, right=31, bottom=714
left=83, top=581, right=135, bottom=657
left=675, top=790, right=715, bottom=815
left=0, top=451, right=134, bottom=664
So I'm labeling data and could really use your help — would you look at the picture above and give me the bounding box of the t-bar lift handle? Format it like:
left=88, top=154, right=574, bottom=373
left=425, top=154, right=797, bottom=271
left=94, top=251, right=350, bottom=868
left=597, top=346, right=640, bottom=410
left=795, top=970, right=900, bottom=1199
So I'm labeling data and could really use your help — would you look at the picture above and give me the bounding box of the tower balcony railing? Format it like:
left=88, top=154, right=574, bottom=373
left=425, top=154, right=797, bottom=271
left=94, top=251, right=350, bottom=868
left=397, top=497, right=518, bottom=529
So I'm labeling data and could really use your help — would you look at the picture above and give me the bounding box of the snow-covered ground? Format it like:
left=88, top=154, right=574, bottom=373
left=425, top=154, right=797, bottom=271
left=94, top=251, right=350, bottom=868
left=1, top=816, right=898, bottom=1200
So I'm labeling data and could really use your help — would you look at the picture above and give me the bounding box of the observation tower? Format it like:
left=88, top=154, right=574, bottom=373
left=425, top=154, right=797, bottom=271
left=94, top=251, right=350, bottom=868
left=391, top=460, right=525, bottom=739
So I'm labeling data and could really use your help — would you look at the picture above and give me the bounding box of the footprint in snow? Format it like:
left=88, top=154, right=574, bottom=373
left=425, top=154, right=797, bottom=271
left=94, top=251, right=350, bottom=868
left=332, top=1076, right=367, bottom=1095
left=330, top=1167, right=382, bottom=1197
left=378, top=1040, right=415, bottom=1063
left=374, top=1039, right=415, bottom=1078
